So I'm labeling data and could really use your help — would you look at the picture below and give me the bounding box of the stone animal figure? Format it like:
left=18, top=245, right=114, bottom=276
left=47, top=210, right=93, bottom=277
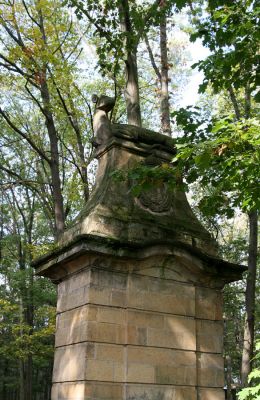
left=92, top=94, right=115, bottom=147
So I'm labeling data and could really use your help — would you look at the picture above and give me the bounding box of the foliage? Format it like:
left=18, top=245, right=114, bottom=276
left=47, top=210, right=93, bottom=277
left=238, top=341, right=260, bottom=399
left=190, top=0, right=260, bottom=102
left=67, top=0, right=188, bottom=75
left=111, top=161, right=177, bottom=196
left=0, top=298, right=55, bottom=361
left=173, top=110, right=260, bottom=216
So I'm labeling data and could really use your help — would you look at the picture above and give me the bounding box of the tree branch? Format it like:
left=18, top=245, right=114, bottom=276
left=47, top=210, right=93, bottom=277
left=52, top=18, right=73, bottom=55
left=21, top=0, right=40, bottom=27
left=144, top=34, right=161, bottom=81
left=25, top=80, right=47, bottom=117
left=244, top=83, right=251, bottom=119
left=228, top=85, right=241, bottom=120
left=0, top=54, right=39, bottom=88
left=72, top=1, right=111, bottom=40
left=0, top=107, right=51, bottom=164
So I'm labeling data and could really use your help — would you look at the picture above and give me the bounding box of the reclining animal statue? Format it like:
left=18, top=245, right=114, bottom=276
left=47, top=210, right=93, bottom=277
left=92, top=94, right=175, bottom=154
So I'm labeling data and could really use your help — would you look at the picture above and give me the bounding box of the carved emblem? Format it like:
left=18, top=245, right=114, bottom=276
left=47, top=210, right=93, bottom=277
left=135, top=183, right=172, bottom=214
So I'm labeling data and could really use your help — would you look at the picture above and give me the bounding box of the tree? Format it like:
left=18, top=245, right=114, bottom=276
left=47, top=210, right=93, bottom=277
left=68, top=0, right=189, bottom=127
left=174, top=0, right=260, bottom=387
left=0, top=0, right=93, bottom=238
left=145, top=8, right=172, bottom=136
left=0, top=181, right=56, bottom=400
left=238, top=341, right=260, bottom=400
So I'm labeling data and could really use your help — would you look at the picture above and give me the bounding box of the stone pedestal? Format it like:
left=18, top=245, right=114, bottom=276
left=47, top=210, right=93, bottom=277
left=34, top=124, right=245, bottom=400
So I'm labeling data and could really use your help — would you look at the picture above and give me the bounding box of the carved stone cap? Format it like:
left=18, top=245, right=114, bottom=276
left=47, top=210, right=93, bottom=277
left=33, top=124, right=246, bottom=283
left=60, top=124, right=216, bottom=254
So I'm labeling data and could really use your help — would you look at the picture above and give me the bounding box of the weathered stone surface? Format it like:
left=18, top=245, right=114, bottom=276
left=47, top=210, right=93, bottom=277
left=198, top=353, right=224, bottom=387
left=126, top=384, right=197, bottom=400
left=127, top=347, right=196, bottom=385
left=128, top=274, right=195, bottom=316
left=198, top=388, right=225, bottom=400
left=128, top=310, right=196, bottom=350
left=53, top=344, right=87, bottom=382
left=52, top=382, right=225, bottom=400
left=196, top=286, right=223, bottom=320
left=53, top=343, right=125, bottom=383
left=51, top=382, right=199, bottom=400
left=197, top=319, right=223, bottom=353
left=52, top=382, right=123, bottom=400
left=55, top=305, right=125, bottom=346
left=57, top=268, right=92, bottom=312
left=84, top=382, right=123, bottom=399
left=58, top=132, right=216, bottom=254
left=51, top=382, right=85, bottom=400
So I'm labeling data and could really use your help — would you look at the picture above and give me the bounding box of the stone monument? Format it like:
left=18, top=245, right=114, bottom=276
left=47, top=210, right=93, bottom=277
left=33, top=102, right=246, bottom=400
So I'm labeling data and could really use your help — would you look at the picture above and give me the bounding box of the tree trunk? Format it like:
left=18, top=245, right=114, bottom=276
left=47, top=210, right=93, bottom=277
left=160, top=13, right=171, bottom=136
left=119, top=0, right=142, bottom=127
left=38, top=6, right=65, bottom=237
left=19, top=360, right=25, bottom=400
left=226, top=355, right=232, bottom=400
left=241, top=210, right=258, bottom=386
left=68, top=97, right=89, bottom=202
left=40, top=74, right=65, bottom=237
left=1, top=359, right=8, bottom=400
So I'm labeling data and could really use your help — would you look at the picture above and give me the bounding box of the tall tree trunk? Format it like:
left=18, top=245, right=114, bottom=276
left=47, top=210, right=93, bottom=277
left=19, top=299, right=25, bottom=400
left=42, top=85, right=65, bottom=237
left=160, top=13, right=171, bottom=136
left=68, top=97, right=89, bottom=202
left=226, top=355, right=232, bottom=400
left=1, top=360, right=8, bottom=400
left=19, top=360, right=25, bottom=400
left=119, top=0, right=142, bottom=127
left=241, top=210, right=258, bottom=386
left=37, top=6, right=65, bottom=237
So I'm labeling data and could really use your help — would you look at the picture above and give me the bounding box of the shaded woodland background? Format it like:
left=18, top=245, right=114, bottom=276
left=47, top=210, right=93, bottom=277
left=0, top=0, right=259, bottom=399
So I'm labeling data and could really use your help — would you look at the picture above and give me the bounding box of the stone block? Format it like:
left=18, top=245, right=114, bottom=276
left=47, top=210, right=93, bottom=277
left=97, top=306, right=126, bottom=324
left=110, top=289, right=127, bottom=307
left=55, top=306, right=89, bottom=347
left=52, top=382, right=85, bottom=400
left=127, top=347, right=196, bottom=385
left=57, top=269, right=91, bottom=312
left=84, top=382, right=123, bottom=399
left=88, top=286, right=112, bottom=306
left=128, top=275, right=195, bottom=316
left=85, top=359, right=116, bottom=381
left=155, top=315, right=196, bottom=350
left=95, top=343, right=124, bottom=363
left=127, top=310, right=196, bottom=350
left=55, top=305, right=126, bottom=346
left=127, top=364, right=155, bottom=383
left=126, top=384, right=197, bottom=400
left=155, top=364, right=195, bottom=385
left=52, top=344, right=87, bottom=382
left=198, top=388, right=225, bottom=400
left=198, top=353, right=224, bottom=387
left=131, top=255, right=190, bottom=284
left=85, top=320, right=125, bottom=343
left=128, top=310, right=164, bottom=329
left=54, top=342, right=126, bottom=383
left=196, top=287, right=223, bottom=320
left=197, top=320, right=223, bottom=353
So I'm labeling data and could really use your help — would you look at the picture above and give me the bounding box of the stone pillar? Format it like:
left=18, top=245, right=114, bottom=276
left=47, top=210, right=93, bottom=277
left=34, top=124, right=245, bottom=400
